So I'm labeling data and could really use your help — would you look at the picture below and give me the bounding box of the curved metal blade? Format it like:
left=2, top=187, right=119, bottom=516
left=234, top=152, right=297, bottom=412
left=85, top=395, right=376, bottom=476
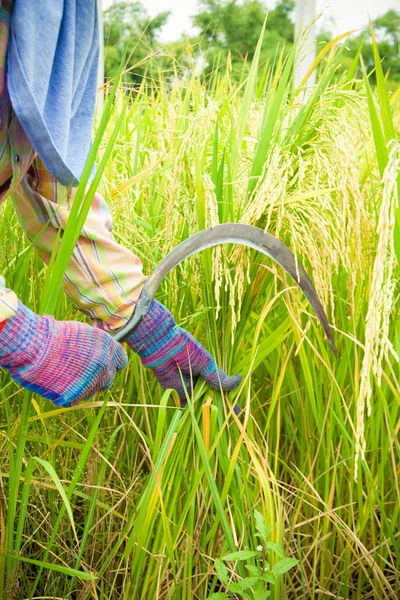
left=112, top=223, right=336, bottom=353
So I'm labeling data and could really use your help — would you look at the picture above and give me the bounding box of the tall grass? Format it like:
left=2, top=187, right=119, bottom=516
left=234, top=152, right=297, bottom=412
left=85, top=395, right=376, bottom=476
left=0, top=36, right=399, bottom=599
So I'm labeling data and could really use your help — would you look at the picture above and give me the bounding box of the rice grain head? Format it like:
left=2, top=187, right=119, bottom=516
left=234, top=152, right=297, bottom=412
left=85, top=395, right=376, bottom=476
left=355, top=140, right=399, bottom=479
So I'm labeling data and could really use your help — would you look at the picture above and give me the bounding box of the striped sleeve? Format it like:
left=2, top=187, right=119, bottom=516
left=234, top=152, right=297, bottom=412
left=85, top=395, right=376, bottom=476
left=0, top=276, right=18, bottom=322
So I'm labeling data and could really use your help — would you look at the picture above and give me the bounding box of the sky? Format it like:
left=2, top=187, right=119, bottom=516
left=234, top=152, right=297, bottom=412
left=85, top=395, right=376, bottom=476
left=102, top=0, right=400, bottom=41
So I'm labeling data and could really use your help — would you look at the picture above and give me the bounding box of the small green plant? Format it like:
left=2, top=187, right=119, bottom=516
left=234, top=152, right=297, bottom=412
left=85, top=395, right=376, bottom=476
left=207, top=510, right=299, bottom=600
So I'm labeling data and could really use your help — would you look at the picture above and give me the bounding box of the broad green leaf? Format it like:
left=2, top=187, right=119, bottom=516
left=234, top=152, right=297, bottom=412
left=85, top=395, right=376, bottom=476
left=215, top=558, right=229, bottom=585
left=254, top=589, right=271, bottom=600
left=261, top=572, right=276, bottom=585
left=254, top=581, right=272, bottom=600
left=222, top=550, right=259, bottom=561
left=272, top=558, right=299, bottom=576
left=254, top=509, right=272, bottom=542
left=239, top=576, right=259, bottom=590
left=207, top=594, right=229, bottom=600
left=266, top=541, right=285, bottom=558
left=246, top=564, right=261, bottom=576
left=227, top=582, right=243, bottom=593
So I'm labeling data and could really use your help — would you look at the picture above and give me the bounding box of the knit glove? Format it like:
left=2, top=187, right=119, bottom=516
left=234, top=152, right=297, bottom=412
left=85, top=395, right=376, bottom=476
left=126, top=300, right=241, bottom=402
left=0, top=302, right=127, bottom=407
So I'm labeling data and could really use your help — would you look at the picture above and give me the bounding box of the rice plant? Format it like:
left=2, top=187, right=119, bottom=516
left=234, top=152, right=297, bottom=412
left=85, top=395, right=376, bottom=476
left=0, top=34, right=399, bottom=599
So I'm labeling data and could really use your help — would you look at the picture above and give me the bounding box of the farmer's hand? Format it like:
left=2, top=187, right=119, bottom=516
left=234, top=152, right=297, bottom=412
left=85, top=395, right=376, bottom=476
left=126, top=300, right=241, bottom=402
left=0, top=302, right=127, bottom=406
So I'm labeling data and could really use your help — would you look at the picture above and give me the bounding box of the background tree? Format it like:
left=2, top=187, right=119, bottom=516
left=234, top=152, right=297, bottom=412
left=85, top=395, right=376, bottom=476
left=104, top=1, right=170, bottom=87
left=354, top=10, right=400, bottom=84
left=103, top=0, right=400, bottom=88
left=193, top=0, right=295, bottom=77
left=318, top=10, right=400, bottom=86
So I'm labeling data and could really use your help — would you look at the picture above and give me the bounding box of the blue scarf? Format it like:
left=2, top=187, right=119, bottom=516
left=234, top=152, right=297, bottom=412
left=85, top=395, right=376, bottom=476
left=7, top=0, right=99, bottom=186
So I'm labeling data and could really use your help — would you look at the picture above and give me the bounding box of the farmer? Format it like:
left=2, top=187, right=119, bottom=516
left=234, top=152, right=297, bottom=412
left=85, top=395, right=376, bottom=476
left=0, top=1, right=241, bottom=407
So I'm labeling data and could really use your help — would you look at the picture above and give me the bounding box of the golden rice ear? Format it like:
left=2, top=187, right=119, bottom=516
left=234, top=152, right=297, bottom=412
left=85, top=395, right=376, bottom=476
left=356, top=142, right=399, bottom=478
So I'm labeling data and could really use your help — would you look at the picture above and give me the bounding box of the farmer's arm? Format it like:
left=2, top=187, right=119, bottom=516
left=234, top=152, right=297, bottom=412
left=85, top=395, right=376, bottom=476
left=9, top=158, right=241, bottom=402
left=1, top=162, right=240, bottom=409
left=1, top=155, right=241, bottom=404
left=12, top=157, right=147, bottom=331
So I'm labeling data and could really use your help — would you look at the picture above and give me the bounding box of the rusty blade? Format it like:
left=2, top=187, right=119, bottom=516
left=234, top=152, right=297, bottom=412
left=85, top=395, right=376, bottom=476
left=112, top=223, right=336, bottom=353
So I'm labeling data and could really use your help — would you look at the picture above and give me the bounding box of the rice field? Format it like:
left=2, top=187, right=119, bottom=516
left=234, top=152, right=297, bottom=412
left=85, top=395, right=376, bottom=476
left=0, top=35, right=399, bottom=599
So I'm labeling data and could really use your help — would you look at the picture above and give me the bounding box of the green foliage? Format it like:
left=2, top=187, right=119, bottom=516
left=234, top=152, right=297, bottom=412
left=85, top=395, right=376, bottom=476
left=0, top=27, right=399, bottom=600
left=103, top=0, right=399, bottom=88
left=193, top=0, right=294, bottom=77
left=207, top=511, right=298, bottom=599
left=319, top=9, right=400, bottom=86
left=358, top=10, right=400, bottom=83
left=104, top=1, right=170, bottom=85
left=362, top=25, right=400, bottom=263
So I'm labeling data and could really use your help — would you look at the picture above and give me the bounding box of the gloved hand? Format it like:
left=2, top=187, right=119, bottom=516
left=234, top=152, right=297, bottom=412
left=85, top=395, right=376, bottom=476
left=0, top=302, right=127, bottom=407
left=126, top=300, right=241, bottom=402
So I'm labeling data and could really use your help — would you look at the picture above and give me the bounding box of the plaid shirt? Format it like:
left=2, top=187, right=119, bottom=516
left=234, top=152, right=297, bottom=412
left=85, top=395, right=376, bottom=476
left=0, top=1, right=146, bottom=328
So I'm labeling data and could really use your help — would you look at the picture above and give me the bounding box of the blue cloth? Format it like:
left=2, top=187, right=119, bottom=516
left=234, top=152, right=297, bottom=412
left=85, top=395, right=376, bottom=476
left=7, top=0, right=99, bottom=186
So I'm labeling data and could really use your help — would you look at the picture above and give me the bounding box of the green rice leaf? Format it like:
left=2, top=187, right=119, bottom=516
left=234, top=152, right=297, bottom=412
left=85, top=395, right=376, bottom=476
left=5, top=554, right=95, bottom=580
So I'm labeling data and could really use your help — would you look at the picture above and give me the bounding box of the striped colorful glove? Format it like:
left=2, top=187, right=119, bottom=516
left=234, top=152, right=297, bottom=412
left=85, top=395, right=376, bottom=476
left=126, top=300, right=241, bottom=402
left=0, top=302, right=127, bottom=407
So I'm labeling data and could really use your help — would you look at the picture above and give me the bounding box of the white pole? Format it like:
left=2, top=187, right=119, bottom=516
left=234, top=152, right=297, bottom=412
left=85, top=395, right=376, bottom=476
left=294, top=0, right=317, bottom=90
left=97, top=0, right=104, bottom=113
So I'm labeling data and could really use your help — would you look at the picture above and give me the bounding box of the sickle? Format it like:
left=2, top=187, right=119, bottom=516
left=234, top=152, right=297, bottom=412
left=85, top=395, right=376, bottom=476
left=112, top=223, right=337, bottom=354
